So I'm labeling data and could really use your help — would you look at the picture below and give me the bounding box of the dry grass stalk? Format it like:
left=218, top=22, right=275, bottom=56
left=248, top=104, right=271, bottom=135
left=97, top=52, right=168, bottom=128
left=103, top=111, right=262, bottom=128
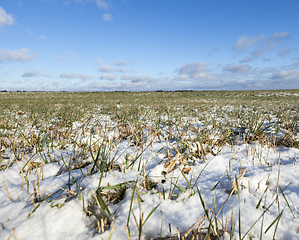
left=96, top=219, right=101, bottom=233
left=255, top=174, right=268, bottom=193
left=7, top=228, right=18, bottom=240
left=215, top=169, right=248, bottom=219
left=182, top=167, right=191, bottom=174
left=158, top=188, right=161, bottom=199
left=101, top=218, right=105, bottom=233
left=109, top=216, right=117, bottom=237
left=26, top=183, right=58, bottom=202
left=125, top=225, right=130, bottom=240
left=230, top=210, right=233, bottom=240
left=265, top=174, right=270, bottom=185
left=231, top=168, right=248, bottom=193
left=177, top=226, right=180, bottom=240
left=132, top=210, right=139, bottom=229
left=16, top=160, right=25, bottom=178
left=165, top=139, right=172, bottom=160
left=166, top=159, right=177, bottom=173
left=13, top=228, right=18, bottom=240
left=183, top=219, right=201, bottom=239
left=41, top=162, right=44, bottom=180
left=278, top=152, right=281, bottom=165
left=3, top=179, right=12, bottom=201
left=31, top=198, right=36, bottom=208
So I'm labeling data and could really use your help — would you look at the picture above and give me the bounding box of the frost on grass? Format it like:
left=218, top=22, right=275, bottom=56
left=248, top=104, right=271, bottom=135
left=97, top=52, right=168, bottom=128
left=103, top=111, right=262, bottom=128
left=1, top=90, right=299, bottom=239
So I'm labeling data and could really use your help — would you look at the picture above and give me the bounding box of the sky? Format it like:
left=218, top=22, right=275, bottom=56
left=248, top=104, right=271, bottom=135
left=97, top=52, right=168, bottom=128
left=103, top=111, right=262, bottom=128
left=0, top=0, right=299, bottom=92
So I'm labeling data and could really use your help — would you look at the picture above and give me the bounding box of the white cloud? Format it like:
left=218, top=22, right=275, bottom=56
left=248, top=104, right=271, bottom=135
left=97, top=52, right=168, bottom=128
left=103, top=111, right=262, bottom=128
left=233, top=32, right=291, bottom=61
left=114, top=60, right=128, bottom=66
left=22, top=71, right=50, bottom=78
left=0, top=48, right=37, bottom=62
left=176, top=62, right=211, bottom=79
left=99, top=64, right=112, bottom=72
left=288, top=61, right=299, bottom=68
left=0, top=7, right=14, bottom=27
left=253, top=32, right=291, bottom=57
left=115, top=68, right=127, bottom=73
left=98, top=64, right=127, bottom=73
left=239, top=56, right=253, bottom=63
left=207, top=47, right=220, bottom=57
left=71, top=0, right=108, bottom=9
left=233, top=34, right=264, bottom=52
left=60, top=73, right=93, bottom=81
left=52, top=82, right=60, bottom=88
left=101, top=73, right=118, bottom=80
left=262, top=57, right=271, bottom=62
left=120, top=75, right=152, bottom=83
left=270, top=70, right=299, bottom=80
left=22, top=71, right=40, bottom=77
left=96, top=0, right=108, bottom=9
left=237, top=78, right=246, bottom=83
left=223, top=64, right=251, bottom=73
left=96, top=59, right=103, bottom=65
left=26, top=28, right=47, bottom=40
left=251, top=48, right=264, bottom=58
left=26, top=28, right=32, bottom=35
left=66, top=51, right=75, bottom=55
left=76, top=62, right=299, bottom=90
left=267, top=32, right=290, bottom=49
left=120, top=75, right=133, bottom=80
left=54, top=51, right=75, bottom=62
left=278, top=47, right=291, bottom=57
left=55, top=57, right=63, bottom=62
left=157, top=71, right=166, bottom=75
left=38, top=35, right=47, bottom=40
left=102, top=14, right=113, bottom=21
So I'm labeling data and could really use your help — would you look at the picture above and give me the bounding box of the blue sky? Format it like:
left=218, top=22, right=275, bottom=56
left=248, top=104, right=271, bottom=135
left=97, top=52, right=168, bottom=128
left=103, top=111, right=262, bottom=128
left=0, top=0, right=299, bottom=91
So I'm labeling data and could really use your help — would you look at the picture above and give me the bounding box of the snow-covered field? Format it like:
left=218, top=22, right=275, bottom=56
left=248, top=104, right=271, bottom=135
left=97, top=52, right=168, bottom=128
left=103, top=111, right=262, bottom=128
left=1, top=91, right=299, bottom=239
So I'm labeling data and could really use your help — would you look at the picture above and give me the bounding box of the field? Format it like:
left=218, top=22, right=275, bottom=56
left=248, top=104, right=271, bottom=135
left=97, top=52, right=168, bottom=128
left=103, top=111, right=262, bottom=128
left=1, top=90, right=299, bottom=240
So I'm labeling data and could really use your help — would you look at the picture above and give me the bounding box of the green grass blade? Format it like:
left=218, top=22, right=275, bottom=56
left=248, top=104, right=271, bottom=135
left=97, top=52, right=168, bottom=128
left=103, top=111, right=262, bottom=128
left=256, top=187, right=268, bottom=209
left=164, top=176, right=186, bottom=193
left=180, top=169, right=192, bottom=190
left=100, top=181, right=134, bottom=190
left=211, top=171, right=226, bottom=191
left=127, top=177, right=138, bottom=237
left=279, top=185, right=295, bottom=218
left=196, top=186, right=212, bottom=237
left=241, top=183, right=292, bottom=240
left=95, top=192, right=111, bottom=217
left=273, top=208, right=283, bottom=239
left=127, top=140, right=154, bottom=168
left=143, top=202, right=161, bottom=225
left=193, top=156, right=215, bottom=188
left=264, top=209, right=284, bottom=234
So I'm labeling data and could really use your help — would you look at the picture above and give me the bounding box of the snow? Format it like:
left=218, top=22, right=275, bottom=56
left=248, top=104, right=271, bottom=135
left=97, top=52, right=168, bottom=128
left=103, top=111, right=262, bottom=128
left=1, top=113, right=299, bottom=240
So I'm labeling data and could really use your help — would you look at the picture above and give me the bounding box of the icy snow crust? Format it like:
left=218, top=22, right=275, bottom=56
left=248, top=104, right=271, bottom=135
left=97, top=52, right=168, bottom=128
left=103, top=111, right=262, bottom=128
left=1, top=111, right=299, bottom=239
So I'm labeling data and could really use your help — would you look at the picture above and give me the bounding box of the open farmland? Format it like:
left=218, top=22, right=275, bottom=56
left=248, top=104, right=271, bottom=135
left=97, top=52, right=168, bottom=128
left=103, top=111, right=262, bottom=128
left=1, top=90, right=299, bottom=240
